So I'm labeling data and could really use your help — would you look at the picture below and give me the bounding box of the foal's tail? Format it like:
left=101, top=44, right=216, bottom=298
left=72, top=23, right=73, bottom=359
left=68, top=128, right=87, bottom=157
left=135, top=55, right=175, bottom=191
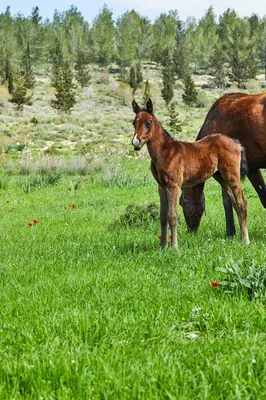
left=234, top=139, right=248, bottom=178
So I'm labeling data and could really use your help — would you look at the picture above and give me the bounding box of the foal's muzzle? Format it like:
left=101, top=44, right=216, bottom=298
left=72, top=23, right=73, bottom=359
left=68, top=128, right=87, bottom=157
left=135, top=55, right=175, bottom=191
left=132, top=135, right=143, bottom=151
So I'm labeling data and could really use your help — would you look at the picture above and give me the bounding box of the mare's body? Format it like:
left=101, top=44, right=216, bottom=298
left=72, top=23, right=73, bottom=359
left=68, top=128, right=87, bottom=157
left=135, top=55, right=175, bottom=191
left=181, top=93, right=266, bottom=235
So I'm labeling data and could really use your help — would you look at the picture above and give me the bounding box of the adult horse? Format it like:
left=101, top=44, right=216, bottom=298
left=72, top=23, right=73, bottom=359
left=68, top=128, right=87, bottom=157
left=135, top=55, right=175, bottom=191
left=132, top=98, right=249, bottom=248
left=181, top=92, right=266, bottom=236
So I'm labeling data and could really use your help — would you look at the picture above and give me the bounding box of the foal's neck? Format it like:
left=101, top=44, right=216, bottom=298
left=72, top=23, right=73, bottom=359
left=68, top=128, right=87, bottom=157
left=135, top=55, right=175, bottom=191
left=147, top=118, right=173, bottom=163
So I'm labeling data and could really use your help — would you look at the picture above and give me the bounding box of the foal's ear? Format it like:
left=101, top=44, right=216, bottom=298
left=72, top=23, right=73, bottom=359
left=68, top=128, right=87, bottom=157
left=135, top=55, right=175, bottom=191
left=132, top=99, right=141, bottom=114
left=146, top=98, right=153, bottom=114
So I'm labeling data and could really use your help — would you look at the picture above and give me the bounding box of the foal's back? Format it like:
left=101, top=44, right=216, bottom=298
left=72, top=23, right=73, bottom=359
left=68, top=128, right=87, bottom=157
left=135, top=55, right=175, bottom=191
left=179, top=134, right=241, bottom=186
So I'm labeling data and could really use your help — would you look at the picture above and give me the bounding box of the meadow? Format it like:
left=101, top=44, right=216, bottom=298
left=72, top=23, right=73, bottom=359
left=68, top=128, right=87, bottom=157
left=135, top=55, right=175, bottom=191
left=0, top=65, right=266, bottom=399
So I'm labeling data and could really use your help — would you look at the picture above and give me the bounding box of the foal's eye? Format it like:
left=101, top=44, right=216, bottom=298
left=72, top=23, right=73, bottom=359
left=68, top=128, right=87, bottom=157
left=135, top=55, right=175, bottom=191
left=145, top=119, right=151, bottom=129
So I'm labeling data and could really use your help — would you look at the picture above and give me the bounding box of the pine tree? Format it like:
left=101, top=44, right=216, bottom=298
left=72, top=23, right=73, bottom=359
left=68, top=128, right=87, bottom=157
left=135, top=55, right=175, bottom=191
left=74, top=49, right=91, bottom=88
left=210, top=42, right=228, bottom=88
left=168, top=101, right=182, bottom=135
left=91, top=5, right=115, bottom=67
left=136, top=62, right=143, bottom=85
left=173, top=23, right=188, bottom=79
left=22, top=42, right=35, bottom=89
left=51, top=61, right=76, bottom=114
left=6, top=61, right=14, bottom=94
left=161, top=57, right=175, bottom=105
left=182, top=74, right=198, bottom=106
left=4, top=55, right=14, bottom=94
left=143, top=80, right=151, bottom=105
left=9, top=76, right=32, bottom=111
left=51, top=42, right=64, bottom=87
left=129, top=65, right=137, bottom=93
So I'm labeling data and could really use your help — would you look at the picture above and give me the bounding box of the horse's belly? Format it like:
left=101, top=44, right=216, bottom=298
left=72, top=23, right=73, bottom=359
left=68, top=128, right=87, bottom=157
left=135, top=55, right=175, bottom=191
left=183, top=165, right=218, bottom=187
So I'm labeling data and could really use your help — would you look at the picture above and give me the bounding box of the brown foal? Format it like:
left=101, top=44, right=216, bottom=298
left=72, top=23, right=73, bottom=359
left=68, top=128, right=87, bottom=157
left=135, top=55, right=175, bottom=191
left=132, top=99, right=250, bottom=249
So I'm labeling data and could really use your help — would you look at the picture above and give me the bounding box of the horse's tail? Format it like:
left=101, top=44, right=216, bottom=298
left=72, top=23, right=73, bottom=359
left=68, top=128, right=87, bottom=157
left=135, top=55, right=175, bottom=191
left=234, top=139, right=248, bottom=178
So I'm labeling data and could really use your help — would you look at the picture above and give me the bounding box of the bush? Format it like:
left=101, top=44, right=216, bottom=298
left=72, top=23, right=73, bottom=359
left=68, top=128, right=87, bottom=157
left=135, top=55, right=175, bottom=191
left=109, top=203, right=159, bottom=229
left=216, top=260, right=266, bottom=300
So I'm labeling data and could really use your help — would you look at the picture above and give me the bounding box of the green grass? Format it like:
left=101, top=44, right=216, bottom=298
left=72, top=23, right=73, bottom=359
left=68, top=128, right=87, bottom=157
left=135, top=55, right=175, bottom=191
left=0, top=164, right=266, bottom=399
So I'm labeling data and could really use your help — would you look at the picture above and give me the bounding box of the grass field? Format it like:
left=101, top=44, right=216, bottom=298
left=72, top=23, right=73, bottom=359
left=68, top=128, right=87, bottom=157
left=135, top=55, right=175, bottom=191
left=0, top=159, right=266, bottom=399
left=1, top=63, right=266, bottom=398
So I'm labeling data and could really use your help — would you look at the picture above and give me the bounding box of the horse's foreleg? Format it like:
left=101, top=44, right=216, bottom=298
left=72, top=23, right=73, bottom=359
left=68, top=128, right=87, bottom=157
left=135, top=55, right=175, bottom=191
left=248, top=169, right=266, bottom=208
left=214, top=171, right=236, bottom=237
left=222, top=190, right=236, bottom=237
left=166, top=186, right=179, bottom=249
left=158, top=185, right=168, bottom=248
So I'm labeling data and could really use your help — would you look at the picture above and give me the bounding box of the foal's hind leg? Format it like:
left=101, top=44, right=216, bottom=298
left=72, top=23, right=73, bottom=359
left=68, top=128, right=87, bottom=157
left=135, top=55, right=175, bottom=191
left=158, top=185, right=168, bottom=248
left=219, top=179, right=249, bottom=244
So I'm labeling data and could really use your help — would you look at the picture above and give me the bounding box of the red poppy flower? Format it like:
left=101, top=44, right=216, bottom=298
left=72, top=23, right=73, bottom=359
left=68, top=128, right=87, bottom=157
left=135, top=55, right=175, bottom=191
left=28, top=222, right=32, bottom=227
left=64, top=206, right=67, bottom=210
left=71, top=204, right=76, bottom=209
left=143, top=245, right=147, bottom=251
left=210, top=281, right=220, bottom=287
left=157, top=235, right=162, bottom=240
left=33, top=219, right=38, bottom=224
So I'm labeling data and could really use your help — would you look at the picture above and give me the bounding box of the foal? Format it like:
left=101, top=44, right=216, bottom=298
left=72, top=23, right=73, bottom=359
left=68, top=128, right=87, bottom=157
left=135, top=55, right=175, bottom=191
left=132, top=99, right=250, bottom=248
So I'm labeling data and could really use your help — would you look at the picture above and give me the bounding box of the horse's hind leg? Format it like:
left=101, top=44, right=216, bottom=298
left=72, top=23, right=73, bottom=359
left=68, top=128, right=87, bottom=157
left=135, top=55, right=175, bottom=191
left=166, top=185, right=179, bottom=249
left=158, top=185, right=168, bottom=248
left=213, top=171, right=236, bottom=237
left=220, top=179, right=249, bottom=244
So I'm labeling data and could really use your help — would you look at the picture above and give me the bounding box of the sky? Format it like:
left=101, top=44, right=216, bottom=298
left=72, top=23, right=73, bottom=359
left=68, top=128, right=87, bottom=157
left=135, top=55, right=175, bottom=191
left=2, top=0, right=266, bottom=24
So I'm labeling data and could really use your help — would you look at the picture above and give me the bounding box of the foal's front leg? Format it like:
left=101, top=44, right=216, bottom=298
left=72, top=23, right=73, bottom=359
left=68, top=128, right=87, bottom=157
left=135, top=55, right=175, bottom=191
left=158, top=185, right=168, bottom=247
left=166, top=185, right=179, bottom=249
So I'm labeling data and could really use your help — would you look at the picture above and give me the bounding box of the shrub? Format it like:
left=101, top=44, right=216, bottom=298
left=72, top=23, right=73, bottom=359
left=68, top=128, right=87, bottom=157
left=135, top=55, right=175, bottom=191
left=109, top=203, right=159, bottom=229
left=216, top=260, right=266, bottom=300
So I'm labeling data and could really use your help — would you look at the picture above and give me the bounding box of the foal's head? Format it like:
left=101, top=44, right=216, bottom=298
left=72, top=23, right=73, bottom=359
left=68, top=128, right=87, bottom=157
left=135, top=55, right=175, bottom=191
left=132, top=99, right=154, bottom=151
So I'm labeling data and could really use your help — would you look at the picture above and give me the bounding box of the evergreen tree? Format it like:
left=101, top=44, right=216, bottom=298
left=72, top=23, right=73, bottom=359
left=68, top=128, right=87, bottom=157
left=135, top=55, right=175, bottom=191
left=168, top=101, right=182, bottom=135
left=218, top=10, right=258, bottom=86
left=258, top=23, right=266, bottom=80
left=51, top=41, right=64, bottom=87
left=136, top=62, right=143, bottom=85
left=22, top=42, right=35, bottom=89
left=9, top=76, right=32, bottom=111
left=74, top=49, right=91, bottom=88
left=129, top=65, right=137, bottom=93
left=151, top=11, right=179, bottom=67
left=210, top=41, right=228, bottom=88
left=161, top=56, right=175, bottom=105
left=8, top=67, right=14, bottom=94
left=182, top=74, right=198, bottom=106
left=5, top=55, right=14, bottom=94
left=143, top=80, right=151, bottom=105
left=173, top=22, right=188, bottom=79
left=31, top=6, right=42, bottom=25
left=51, top=61, right=76, bottom=114
left=115, top=10, right=142, bottom=76
left=91, top=5, right=115, bottom=67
